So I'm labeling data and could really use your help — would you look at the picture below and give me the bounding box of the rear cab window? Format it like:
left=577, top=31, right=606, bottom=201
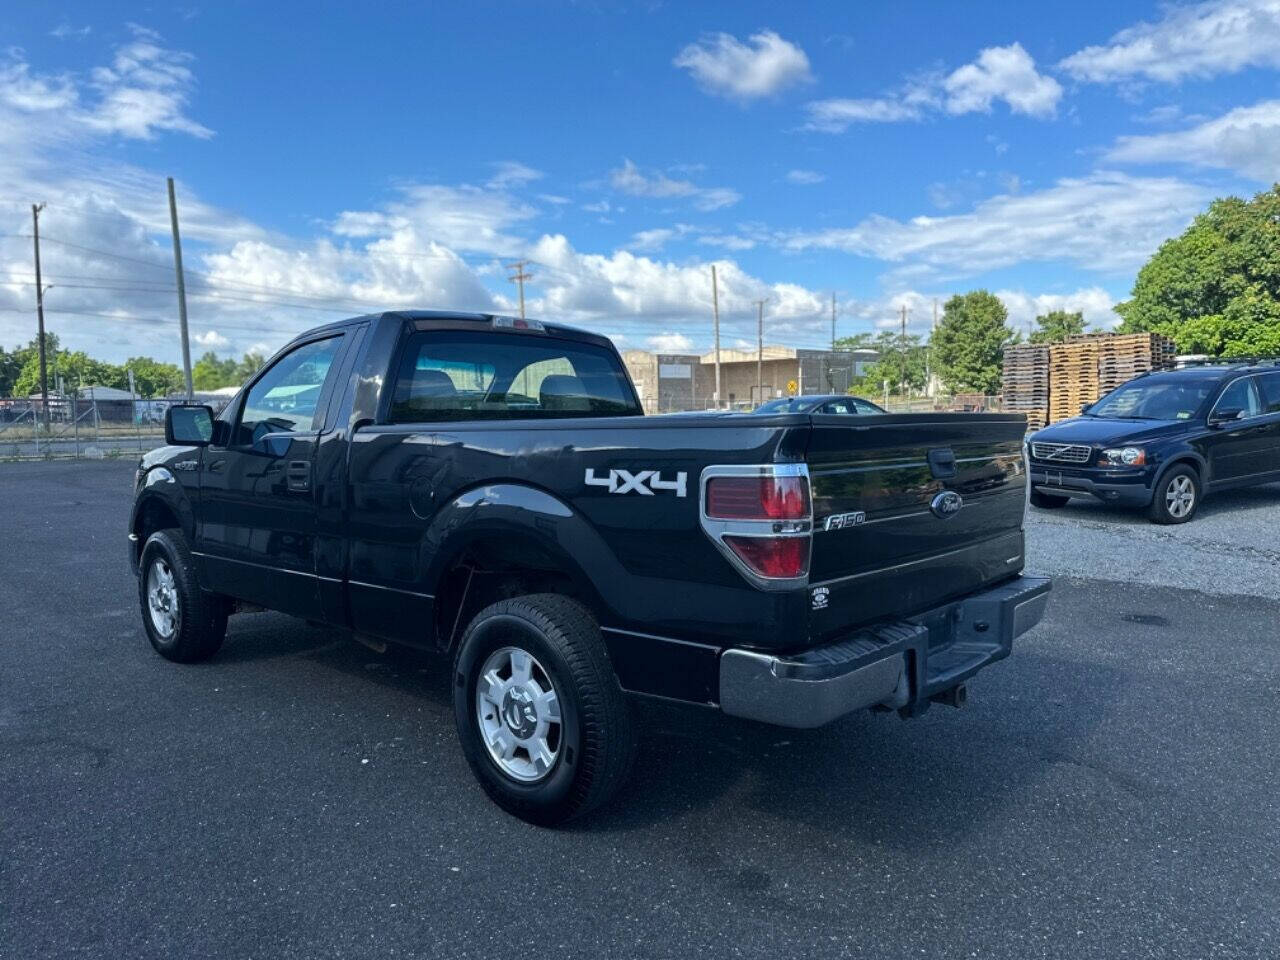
left=388, top=329, right=642, bottom=422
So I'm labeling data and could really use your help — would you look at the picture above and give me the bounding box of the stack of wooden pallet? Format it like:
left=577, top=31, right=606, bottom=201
left=1048, top=338, right=1103, bottom=423
left=1096, top=332, right=1178, bottom=393
left=1001, top=344, right=1049, bottom=429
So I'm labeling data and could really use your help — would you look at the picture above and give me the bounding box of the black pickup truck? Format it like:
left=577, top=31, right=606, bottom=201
left=130, top=311, right=1049, bottom=823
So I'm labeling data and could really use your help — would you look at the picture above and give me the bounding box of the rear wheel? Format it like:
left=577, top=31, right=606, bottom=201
left=138, top=529, right=227, bottom=662
left=452, top=593, right=635, bottom=825
left=1030, top=490, right=1070, bottom=509
left=1149, top=465, right=1200, bottom=525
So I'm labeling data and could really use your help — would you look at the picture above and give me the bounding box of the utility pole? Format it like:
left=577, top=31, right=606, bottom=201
left=927, top=298, right=938, bottom=397
left=167, top=178, right=194, bottom=401
left=506, top=260, right=533, bottom=319
left=753, top=298, right=766, bottom=404
left=900, top=304, right=909, bottom=398
left=711, top=264, right=721, bottom=409
left=31, top=204, right=49, bottom=431
left=831, top=292, right=837, bottom=352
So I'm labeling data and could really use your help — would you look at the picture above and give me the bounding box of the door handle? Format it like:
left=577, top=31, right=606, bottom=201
left=286, top=460, right=311, bottom=492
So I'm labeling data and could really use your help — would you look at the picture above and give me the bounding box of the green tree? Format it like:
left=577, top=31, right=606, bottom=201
left=860, top=330, right=928, bottom=396
left=931, top=290, right=1015, bottom=394
left=834, top=331, right=876, bottom=351
left=124, top=356, right=184, bottom=397
left=235, top=351, right=266, bottom=381
left=1117, top=185, right=1280, bottom=357
left=1029, top=310, right=1086, bottom=344
left=192, top=351, right=238, bottom=390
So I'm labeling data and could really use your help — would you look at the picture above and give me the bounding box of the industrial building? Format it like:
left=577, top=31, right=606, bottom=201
left=623, top=346, right=877, bottom=413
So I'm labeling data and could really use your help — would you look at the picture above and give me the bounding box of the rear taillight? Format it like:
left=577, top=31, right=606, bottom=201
left=700, top=465, right=812, bottom=585
left=722, top=535, right=809, bottom=579
left=706, top=476, right=810, bottom=520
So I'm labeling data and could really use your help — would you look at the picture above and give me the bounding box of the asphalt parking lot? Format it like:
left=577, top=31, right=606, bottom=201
left=2, top=460, right=1278, bottom=960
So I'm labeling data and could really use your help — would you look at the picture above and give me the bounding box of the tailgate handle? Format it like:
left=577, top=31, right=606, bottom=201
left=927, top=448, right=957, bottom=479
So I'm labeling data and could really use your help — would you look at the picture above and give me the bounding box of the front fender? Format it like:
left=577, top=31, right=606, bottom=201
left=128, top=466, right=197, bottom=572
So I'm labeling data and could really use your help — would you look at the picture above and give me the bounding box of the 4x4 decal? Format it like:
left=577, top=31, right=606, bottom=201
left=584, top=468, right=687, bottom=497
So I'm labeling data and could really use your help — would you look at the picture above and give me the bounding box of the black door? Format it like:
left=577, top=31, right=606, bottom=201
left=1254, top=371, right=1280, bottom=479
left=197, top=334, right=347, bottom=618
left=1204, top=375, right=1268, bottom=484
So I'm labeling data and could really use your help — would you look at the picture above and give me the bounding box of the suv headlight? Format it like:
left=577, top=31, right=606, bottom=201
left=1101, top=446, right=1146, bottom=466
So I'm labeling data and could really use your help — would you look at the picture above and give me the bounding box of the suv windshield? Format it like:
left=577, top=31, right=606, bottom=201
left=1088, top=378, right=1217, bottom=421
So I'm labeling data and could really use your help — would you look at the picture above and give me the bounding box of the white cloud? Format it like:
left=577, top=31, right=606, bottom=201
left=647, top=333, right=694, bottom=352
left=194, top=329, right=231, bottom=350
left=785, top=168, right=826, bottom=184
left=942, top=43, right=1062, bottom=118
left=674, top=30, right=813, bottom=101
left=993, top=287, right=1120, bottom=334
left=782, top=172, right=1211, bottom=276
left=0, top=28, right=211, bottom=141
left=697, top=234, right=756, bottom=251
left=1106, top=100, right=1280, bottom=180
left=51, top=23, right=93, bottom=40
left=806, top=43, right=1058, bottom=131
left=608, top=159, right=740, bottom=211
left=804, top=92, right=932, bottom=131
left=628, top=228, right=677, bottom=252
left=486, top=160, right=543, bottom=189
left=1060, top=0, right=1280, bottom=83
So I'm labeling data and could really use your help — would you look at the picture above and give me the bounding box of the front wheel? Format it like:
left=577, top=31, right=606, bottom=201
left=1149, top=465, right=1201, bottom=525
left=138, top=529, right=227, bottom=662
left=452, top=594, right=635, bottom=825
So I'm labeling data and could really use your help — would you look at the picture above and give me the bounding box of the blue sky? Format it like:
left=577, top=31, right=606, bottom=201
left=1, top=1, right=1277, bottom=364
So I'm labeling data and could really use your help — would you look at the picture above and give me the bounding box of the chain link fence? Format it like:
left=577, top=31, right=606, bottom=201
left=0, top=397, right=178, bottom=460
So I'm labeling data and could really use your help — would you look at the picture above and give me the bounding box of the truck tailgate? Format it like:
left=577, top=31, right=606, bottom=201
left=806, top=413, right=1028, bottom=641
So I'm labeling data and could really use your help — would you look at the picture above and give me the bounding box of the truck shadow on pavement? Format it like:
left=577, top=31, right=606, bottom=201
left=215, top=617, right=1114, bottom=847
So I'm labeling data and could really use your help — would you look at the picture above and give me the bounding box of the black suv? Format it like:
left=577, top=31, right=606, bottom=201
left=1027, top=363, right=1280, bottom=523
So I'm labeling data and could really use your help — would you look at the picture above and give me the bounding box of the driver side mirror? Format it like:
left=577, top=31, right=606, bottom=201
left=1079, top=402, right=1092, bottom=414
left=1209, top=407, right=1243, bottom=428
left=165, top=405, right=218, bottom=446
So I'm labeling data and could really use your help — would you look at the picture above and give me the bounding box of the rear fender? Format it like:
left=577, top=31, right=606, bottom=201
left=422, top=483, right=620, bottom=619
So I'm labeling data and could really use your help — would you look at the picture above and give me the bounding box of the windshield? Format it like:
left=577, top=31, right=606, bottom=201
left=1088, top=378, right=1216, bottom=421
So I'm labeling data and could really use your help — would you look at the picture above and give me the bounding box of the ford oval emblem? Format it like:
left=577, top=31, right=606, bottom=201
left=930, top=490, right=963, bottom=519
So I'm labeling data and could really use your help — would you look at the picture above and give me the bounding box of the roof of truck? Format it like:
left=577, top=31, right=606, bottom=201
left=283, top=310, right=615, bottom=351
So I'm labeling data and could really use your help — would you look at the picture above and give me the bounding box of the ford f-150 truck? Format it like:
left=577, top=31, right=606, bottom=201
left=129, top=310, right=1050, bottom=823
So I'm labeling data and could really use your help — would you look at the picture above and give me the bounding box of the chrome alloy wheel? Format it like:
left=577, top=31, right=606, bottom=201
left=475, top=646, right=563, bottom=783
left=1165, top=475, right=1196, bottom=518
left=146, top=558, right=179, bottom=638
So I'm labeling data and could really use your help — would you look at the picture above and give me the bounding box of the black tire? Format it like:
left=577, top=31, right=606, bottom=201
left=1030, top=490, right=1071, bottom=509
left=138, top=529, right=227, bottom=663
left=1148, top=465, right=1201, bottom=525
left=452, top=593, right=635, bottom=825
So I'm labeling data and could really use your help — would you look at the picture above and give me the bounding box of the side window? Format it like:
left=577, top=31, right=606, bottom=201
left=1214, top=377, right=1262, bottom=420
left=823, top=399, right=854, bottom=415
left=1259, top=372, right=1280, bottom=414
left=852, top=398, right=882, bottom=415
left=235, top=336, right=343, bottom=445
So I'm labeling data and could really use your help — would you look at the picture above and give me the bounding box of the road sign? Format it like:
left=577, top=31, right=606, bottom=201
left=787, top=379, right=797, bottom=395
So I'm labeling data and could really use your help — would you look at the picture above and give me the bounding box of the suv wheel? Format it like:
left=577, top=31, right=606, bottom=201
left=138, top=530, right=228, bottom=662
left=1149, top=465, right=1200, bottom=525
left=452, top=594, right=635, bottom=825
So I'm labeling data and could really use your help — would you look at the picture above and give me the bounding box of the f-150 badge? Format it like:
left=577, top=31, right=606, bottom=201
left=585, top=468, right=687, bottom=497
left=824, top=511, right=866, bottom=530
